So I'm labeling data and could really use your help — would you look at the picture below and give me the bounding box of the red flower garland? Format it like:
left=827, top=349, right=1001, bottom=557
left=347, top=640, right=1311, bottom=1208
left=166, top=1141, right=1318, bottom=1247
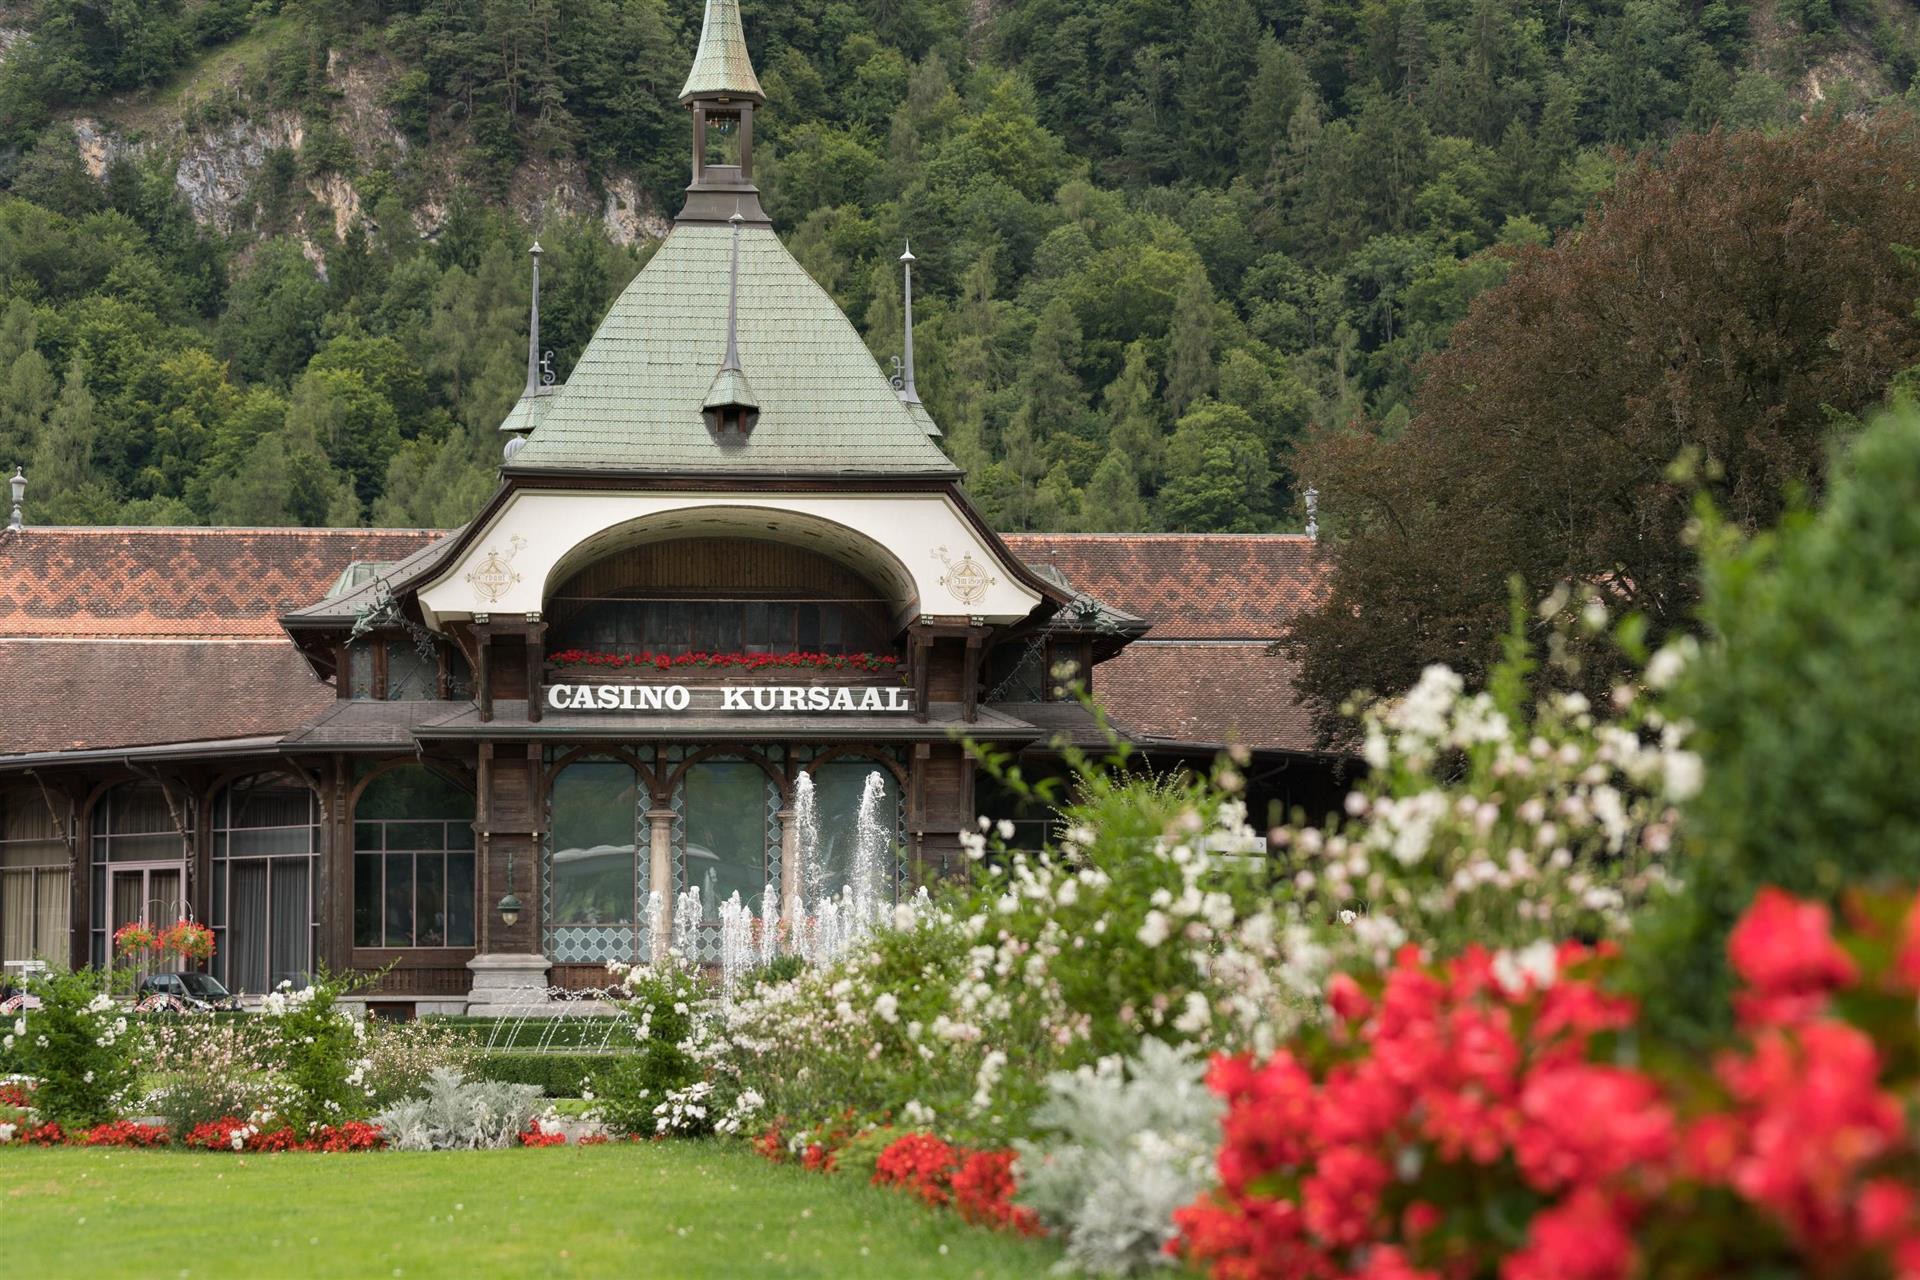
left=547, top=649, right=900, bottom=673
left=78, top=1120, right=170, bottom=1148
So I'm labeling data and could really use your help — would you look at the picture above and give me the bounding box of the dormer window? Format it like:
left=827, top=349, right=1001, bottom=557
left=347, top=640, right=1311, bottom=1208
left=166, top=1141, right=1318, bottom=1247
left=704, top=400, right=758, bottom=436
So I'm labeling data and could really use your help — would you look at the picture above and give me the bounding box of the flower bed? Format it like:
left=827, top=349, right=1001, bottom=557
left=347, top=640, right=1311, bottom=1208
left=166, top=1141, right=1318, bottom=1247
left=547, top=649, right=899, bottom=673
left=1170, top=887, right=1920, bottom=1279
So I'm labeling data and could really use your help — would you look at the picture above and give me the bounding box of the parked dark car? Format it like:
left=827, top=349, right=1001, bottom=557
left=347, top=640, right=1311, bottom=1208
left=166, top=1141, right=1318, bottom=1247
left=136, top=972, right=241, bottom=1013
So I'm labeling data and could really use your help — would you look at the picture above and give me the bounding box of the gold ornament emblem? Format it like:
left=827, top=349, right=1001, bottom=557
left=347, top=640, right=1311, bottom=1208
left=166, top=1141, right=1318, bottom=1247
left=465, top=535, right=526, bottom=603
left=933, top=545, right=996, bottom=606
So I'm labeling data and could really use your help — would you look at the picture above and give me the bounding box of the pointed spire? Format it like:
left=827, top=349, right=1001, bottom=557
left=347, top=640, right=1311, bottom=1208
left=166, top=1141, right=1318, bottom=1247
left=897, top=240, right=920, bottom=406
left=525, top=240, right=543, bottom=395
left=679, top=0, right=764, bottom=104
left=704, top=208, right=760, bottom=435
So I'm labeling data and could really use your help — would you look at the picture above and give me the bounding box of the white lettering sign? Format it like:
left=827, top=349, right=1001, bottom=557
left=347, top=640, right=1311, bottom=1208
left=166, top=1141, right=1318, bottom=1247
left=545, top=683, right=912, bottom=714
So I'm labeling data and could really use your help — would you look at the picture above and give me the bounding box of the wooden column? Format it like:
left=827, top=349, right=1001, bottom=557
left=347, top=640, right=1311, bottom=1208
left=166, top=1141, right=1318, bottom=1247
left=910, top=626, right=932, bottom=723
left=646, top=808, right=675, bottom=963
left=525, top=618, right=546, bottom=724
left=473, top=618, right=493, bottom=723
left=962, top=630, right=984, bottom=723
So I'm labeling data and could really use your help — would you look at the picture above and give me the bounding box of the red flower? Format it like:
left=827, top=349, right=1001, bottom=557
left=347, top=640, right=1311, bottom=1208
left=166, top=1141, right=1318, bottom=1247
left=518, top=1126, right=568, bottom=1147
left=1727, top=889, right=1857, bottom=1026
left=1513, top=1064, right=1674, bottom=1193
left=873, top=1133, right=961, bottom=1206
left=1896, top=891, right=1920, bottom=993
left=1301, top=1145, right=1389, bottom=1247
left=1501, top=1187, right=1636, bottom=1280
left=952, top=1149, right=1044, bottom=1236
left=1353, top=1246, right=1441, bottom=1280
left=1326, top=973, right=1373, bottom=1024
left=79, top=1120, right=170, bottom=1147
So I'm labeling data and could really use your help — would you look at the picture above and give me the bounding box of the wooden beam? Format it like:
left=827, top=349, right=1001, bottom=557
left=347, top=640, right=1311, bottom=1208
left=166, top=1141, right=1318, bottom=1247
left=474, top=619, right=493, bottom=723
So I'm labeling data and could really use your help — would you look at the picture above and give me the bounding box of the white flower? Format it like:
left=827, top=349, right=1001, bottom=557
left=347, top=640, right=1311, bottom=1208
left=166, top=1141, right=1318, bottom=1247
left=11, top=1018, right=24, bottom=1038
left=1172, top=992, right=1211, bottom=1034
left=1645, top=641, right=1691, bottom=690
left=1492, top=940, right=1559, bottom=995
left=1662, top=750, right=1703, bottom=801
left=902, top=1099, right=934, bottom=1126
left=873, top=992, right=899, bottom=1024
left=996, top=819, right=1016, bottom=841
left=1136, top=911, right=1171, bottom=948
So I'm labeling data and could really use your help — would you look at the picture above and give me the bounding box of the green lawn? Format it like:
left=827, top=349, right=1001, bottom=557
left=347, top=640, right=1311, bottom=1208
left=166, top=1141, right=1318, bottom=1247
left=1, top=1143, right=1062, bottom=1278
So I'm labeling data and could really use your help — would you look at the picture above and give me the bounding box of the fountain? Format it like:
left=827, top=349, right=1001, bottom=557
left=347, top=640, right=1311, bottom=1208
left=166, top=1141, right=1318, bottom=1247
left=793, top=771, right=823, bottom=917
left=849, top=771, right=891, bottom=934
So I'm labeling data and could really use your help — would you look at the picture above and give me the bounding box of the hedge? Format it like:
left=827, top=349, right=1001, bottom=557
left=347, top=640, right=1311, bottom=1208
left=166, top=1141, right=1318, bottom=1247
left=422, top=1015, right=633, bottom=1051
left=467, top=1050, right=624, bottom=1097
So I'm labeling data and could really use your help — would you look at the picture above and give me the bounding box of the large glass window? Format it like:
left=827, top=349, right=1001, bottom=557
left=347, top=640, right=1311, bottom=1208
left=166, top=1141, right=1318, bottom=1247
left=352, top=767, right=475, bottom=949
left=810, top=762, right=902, bottom=903
left=212, top=778, right=318, bottom=994
left=550, top=760, right=639, bottom=927
left=1, top=787, right=69, bottom=967
left=90, top=783, right=191, bottom=967
left=683, top=761, right=770, bottom=917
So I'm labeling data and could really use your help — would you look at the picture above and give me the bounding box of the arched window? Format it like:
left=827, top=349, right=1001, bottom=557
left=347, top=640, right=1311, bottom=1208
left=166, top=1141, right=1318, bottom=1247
left=352, top=767, right=475, bottom=949
left=547, top=758, right=640, bottom=963
left=1, top=786, right=68, bottom=967
left=90, top=783, right=191, bottom=968
left=681, top=759, right=774, bottom=918
left=809, top=762, right=902, bottom=903
left=547, top=538, right=899, bottom=659
left=212, top=777, right=318, bottom=994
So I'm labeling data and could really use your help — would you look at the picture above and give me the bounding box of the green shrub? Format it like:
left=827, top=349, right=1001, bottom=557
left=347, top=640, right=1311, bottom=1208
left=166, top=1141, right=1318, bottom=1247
left=262, top=977, right=372, bottom=1134
left=588, top=964, right=706, bottom=1137
left=13, top=968, right=137, bottom=1127
left=1628, top=405, right=1920, bottom=1040
left=468, top=1050, right=608, bottom=1097
left=421, top=1015, right=628, bottom=1051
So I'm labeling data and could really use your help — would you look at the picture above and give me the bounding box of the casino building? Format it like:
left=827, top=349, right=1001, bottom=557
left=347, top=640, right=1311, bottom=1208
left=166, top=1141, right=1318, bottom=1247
left=0, top=0, right=1340, bottom=1013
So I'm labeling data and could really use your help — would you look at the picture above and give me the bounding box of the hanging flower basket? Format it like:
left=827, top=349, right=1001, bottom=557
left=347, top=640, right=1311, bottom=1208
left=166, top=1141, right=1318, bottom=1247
left=160, top=920, right=216, bottom=961
left=112, top=922, right=159, bottom=958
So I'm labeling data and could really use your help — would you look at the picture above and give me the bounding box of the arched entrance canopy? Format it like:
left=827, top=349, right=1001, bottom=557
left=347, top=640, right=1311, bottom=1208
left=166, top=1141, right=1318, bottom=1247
left=415, top=491, right=1047, bottom=628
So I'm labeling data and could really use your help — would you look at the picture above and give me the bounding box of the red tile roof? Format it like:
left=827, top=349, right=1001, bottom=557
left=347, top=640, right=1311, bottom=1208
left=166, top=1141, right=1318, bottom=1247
left=0, top=527, right=443, bottom=638
left=1002, top=535, right=1331, bottom=753
left=1002, top=533, right=1328, bottom=639
left=1094, top=641, right=1315, bottom=753
left=0, top=638, right=335, bottom=755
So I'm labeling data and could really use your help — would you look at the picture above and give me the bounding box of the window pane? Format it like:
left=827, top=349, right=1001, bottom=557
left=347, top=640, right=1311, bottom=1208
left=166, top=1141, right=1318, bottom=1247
left=386, top=822, right=449, bottom=853
left=384, top=856, right=414, bottom=947
left=416, top=855, right=445, bottom=947
left=354, top=822, right=383, bottom=851
left=551, top=761, right=638, bottom=926
left=684, top=761, right=767, bottom=917
left=446, top=853, right=475, bottom=947
left=356, top=767, right=471, bottom=821
left=354, top=854, right=381, bottom=946
left=811, top=762, right=901, bottom=904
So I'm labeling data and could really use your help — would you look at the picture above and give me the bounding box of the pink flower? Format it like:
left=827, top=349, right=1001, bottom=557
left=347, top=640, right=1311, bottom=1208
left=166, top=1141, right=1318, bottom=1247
left=1327, top=973, right=1373, bottom=1024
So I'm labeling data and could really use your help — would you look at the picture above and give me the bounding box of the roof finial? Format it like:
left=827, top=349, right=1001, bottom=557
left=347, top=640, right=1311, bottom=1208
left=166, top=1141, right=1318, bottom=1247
left=1305, top=486, right=1319, bottom=541
left=703, top=203, right=760, bottom=436
left=722, top=207, right=745, bottom=375
left=7, top=466, right=23, bottom=533
left=526, top=240, right=544, bottom=396
left=898, top=240, right=920, bottom=406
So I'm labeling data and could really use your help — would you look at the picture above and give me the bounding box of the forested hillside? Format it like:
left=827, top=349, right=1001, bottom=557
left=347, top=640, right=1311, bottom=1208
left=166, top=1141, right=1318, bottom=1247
left=0, top=0, right=1916, bottom=532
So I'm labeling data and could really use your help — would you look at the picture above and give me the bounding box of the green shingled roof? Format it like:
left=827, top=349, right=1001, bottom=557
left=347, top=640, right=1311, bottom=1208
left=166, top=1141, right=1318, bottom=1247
left=504, top=224, right=960, bottom=477
left=679, top=0, right=764, bottom=104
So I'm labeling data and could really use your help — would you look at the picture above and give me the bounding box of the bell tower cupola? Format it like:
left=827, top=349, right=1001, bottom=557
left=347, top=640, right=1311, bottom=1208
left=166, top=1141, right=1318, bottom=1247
left=678, top=0, right=769, bottom=226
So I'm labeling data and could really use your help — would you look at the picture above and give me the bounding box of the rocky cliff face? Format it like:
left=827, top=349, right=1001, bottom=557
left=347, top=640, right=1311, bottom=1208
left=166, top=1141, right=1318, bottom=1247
left=52, top=41, right=664, bottom=256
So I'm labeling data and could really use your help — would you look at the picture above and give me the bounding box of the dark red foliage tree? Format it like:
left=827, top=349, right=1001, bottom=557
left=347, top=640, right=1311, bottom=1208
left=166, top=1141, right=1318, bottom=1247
left=1286, top=114, right=1920, bottom=743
